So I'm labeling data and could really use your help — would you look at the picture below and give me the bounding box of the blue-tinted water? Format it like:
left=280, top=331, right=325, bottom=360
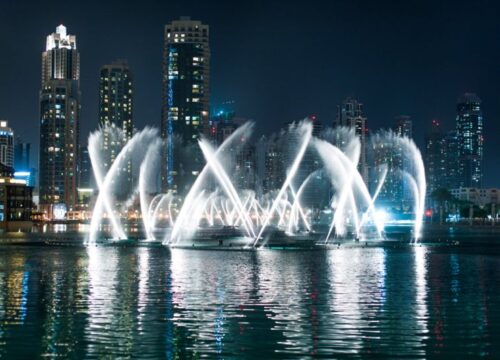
left=0, top=243, right=499, bottom=358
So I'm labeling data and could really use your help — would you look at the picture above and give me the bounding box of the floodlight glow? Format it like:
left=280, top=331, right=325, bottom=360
left=374, top=209, right=389, bottom=233
left=53, top=204, right=67, bottom=220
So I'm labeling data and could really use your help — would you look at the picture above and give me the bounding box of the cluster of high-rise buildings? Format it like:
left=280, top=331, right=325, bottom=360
left=0, top=19, right=488, bottom=220
left=425, top=93, right=484, bottom=194
left=32, top=19, right=213, bottom=218
left=36, top=25, right=136, bottom=217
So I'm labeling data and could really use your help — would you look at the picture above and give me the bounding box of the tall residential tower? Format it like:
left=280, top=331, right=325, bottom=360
left=98, top=60, right=133, bottom=198
left=161, top=17, right=210, bottom=194
left=425, top=120, right=461, bottom=194
left=456, top=93, right=483, bottom=188
left=39, top=25, right=80, bottom=215
left=393, top=115, right=412, bottom=138
left=0, top=121, right=14, bottom=168
left=335, top=97, right=368, bottom=182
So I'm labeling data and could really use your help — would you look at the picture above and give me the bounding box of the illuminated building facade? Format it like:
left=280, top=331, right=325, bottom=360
left=161, top=17, right=210, bottom=194
left=424, top=120, right=461, bottom=195
left=39, top=25, right=80, bottom=215
left=98, top=60, right=133, bottom=198
left=393, top=115, right=412, bottom=138
left=78, top=147, right=93, bottom=189
left=456, top=93, right=483, bottom=188
left=0, top=164, right=33, bottom=231
left=372, top=138, right=401, bottom=206
left=450, top=187, right=499, bottom=207
left=14, top=138, right=35, bottom=187
left=14, top=138, right=30, bottom=171
left=0, top=121, right=14, bottom=168
left=235, top=143, right=256, bottom=190
left=263, top=138, right=285, bottom=194
left=76, top=147, right=94, bottom=212
left=425, top=120, right=447, bottom=194
left=336, top=97, right=368, bottom=183
left=393, top=116, right=413, bottom=202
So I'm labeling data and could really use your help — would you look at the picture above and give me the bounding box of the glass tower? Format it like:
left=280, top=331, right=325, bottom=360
left=161, top=17, right=210, bottom=194
left=456, top=93, right=483, bottom=188
left=0, top=121, right=14, bottom=168
left=39, top=25, right=80, bottom=215
left=98, top=60, right=133, bottom=198
left=336, top=97, right=368, bottom=183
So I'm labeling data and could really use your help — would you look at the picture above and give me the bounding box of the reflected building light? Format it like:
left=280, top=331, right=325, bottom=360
left=85, top=246, right=119, bottom=356
left=450, top=254, right=460, bottom=303
left=414, top=246, right=429, bottom=334
left=137, top=248, right=150, bottom=330
left=328, top=249, right=363, bottom=353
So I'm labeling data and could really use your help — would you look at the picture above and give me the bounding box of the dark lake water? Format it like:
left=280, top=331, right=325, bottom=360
left=0, top=242, right=499, bottom=359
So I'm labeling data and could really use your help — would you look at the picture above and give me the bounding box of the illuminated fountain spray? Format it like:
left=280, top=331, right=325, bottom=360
left=313, top=137, right=385, bottom=242
left=87, top=120, right=426, bottom=246
left=371, top=132, right=426, bottom=241
left=167, top=122, right=256, bottom=244
left=253, top=121, right=313, bottom=246
left=87, top=127, right=158, bottom=244
left=138, top=138, right=162, bottom=241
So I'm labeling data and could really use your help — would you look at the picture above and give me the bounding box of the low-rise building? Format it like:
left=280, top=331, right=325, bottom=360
left=0, top=164, right=33, bottom=231
left=450, top=187, right=499, bottom=207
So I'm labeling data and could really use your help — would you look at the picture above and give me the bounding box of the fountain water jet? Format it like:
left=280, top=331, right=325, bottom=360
left=254, top=121, right=313, bottom=246
left=167, top=122, right=255, bottom=244
left=86, top=120, right=426, bottom=247
left=87, top=127, right=158, bottom=244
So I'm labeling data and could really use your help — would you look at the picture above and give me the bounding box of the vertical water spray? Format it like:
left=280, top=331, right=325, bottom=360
left=254, top=121, right=313, bottom=246
left=167, top=122, right=255, bottom=244
left=198, top=140, right=256, bottom=238
left=86, top=120, right=425, bottom=247
left=87, top=129, right=127, bottom=242
left=87, top=127, right=158, bottom=244
left=139, top=139, right=162, bottom=240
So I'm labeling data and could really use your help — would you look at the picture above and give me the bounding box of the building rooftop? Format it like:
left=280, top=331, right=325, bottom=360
left=46, top=24, right=76, bottom=51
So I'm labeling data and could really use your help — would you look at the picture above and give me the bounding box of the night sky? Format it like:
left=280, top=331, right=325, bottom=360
left=0, top=0, right=498, bottom=185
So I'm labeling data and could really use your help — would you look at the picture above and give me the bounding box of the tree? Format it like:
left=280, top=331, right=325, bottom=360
left=431, top=188, right=454, bottom=224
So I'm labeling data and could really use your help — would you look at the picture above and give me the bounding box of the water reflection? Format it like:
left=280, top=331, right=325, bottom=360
left=0, top=245, right=498, bottom=358
left=327, top=249, right=388, bottom=356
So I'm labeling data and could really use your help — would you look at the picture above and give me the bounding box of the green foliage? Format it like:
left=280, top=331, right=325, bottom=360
left=430, top=188, right=453, bottom=204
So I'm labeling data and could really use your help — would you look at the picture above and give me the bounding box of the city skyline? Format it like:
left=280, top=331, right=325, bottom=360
left=0, top=0, right=498, bottom=186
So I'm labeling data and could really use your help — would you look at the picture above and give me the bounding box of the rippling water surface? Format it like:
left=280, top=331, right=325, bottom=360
left=0, top=243, right=499, bottom=358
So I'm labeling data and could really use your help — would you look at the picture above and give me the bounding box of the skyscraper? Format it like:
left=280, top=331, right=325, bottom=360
left=161, top=17, right=210, bottom=194
left=372, top=137, right=401, bottom=206
left=370, top=116, right=414, bottom=208
left=424, top=119, right=462, bottom=195
left=78, top=147, right=92, bottom=189
left=263, top=136, right=285, bottom=194
left=392, top=115, right=413, bottom=202
left=456, top=93, right=483, bottom=188
left=335, top=97, right=368, bottom=182
left=425, top=120, right=447, bottom=194
left=39, top=25, right=80, bottom=215
left=98, top=60, right=133, bottom=197
left=14, top=138, right=30, bottom=171
left=13, top=137, right=36, bottom=187
left=444, top=130, right=461, bottom=189
left=393, top=115, right=412, bottom=138
left=0, top=121, right=14, bottom=168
